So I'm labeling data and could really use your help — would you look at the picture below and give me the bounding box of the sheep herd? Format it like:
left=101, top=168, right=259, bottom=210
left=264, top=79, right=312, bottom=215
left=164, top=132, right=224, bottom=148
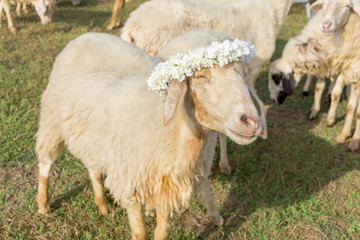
left=2, top=0, right=356, bottom=238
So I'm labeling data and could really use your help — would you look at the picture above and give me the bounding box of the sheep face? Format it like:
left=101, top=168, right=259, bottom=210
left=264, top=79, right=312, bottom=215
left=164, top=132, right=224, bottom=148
left=172, top=62, right=267, bottom=144
left=32, top=0, right=55, bottom=25
left=311, top=0, right=360, bottom=35
left=268, top=59, right=301, bottom=104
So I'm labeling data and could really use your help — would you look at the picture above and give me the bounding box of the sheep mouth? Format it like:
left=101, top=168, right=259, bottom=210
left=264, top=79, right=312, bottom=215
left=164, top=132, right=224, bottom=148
left=321, top=29, right=334, bottom=36
left=227, top=128, right=256, bottom=140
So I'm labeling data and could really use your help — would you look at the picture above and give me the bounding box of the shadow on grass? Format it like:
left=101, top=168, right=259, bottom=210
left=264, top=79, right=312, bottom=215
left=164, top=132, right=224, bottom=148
left=187, top=71, right=360, bottom=239
left=51, top=185, right=86, bottom=211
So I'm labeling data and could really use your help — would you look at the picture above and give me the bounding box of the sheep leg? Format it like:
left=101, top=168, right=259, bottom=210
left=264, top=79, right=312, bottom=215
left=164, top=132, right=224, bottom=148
left=16, top=1, right=21, bottom=16
left=2, top=0, right=16, bottom=32
left=218, top=132, right=231, bottom=174
left=308, top=77, right=325, bottom=120
left=336, top=83, right=360, bottom=144
left=154, top=208, right=170, bottom=240
left=327, top=75, right=344, bottom=126
left=125, top=202, right=147, bottom=240
left=106, top=0, right=124, bottom=30
left=36, top=140, right=64, bottom=215
left=114, top=0, right=125, bottom=28
left=199, top=177, right=224, bottom=226
left=326, top=78, right=336, bottom=106
left=89, top=169, right=110, bottom=216
left=348, top=93, right=360, bottom=152
left=302, top=74, right=314, bottom=97
left=22, top=2, right=28, bottom=15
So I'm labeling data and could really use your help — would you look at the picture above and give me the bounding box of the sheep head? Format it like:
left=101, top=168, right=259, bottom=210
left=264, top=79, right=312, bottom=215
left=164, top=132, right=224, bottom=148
left=268, top=39, right=308, bottom=104
left=268, top=35, right=329, bottom=104
left=311, top=0, right=360, bottom=35
left=164, top=62, right=267, bottom=145
left=268, top=60, right=300, bottom=104
left=31, top=0, right=55, bottom=25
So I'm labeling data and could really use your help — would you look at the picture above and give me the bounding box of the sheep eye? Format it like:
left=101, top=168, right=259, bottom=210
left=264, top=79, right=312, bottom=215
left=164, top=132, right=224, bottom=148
left=195, top=75, right=210, bottom=82
left=199, top=76, right=210, bottom=83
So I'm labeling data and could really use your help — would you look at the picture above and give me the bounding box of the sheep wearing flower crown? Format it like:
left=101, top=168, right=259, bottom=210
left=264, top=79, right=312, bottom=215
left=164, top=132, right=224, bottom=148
left=35, top=32, right=267, bottom=239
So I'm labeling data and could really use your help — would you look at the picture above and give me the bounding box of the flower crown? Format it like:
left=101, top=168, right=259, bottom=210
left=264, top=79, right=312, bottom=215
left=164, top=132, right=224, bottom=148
left=147, top=39, right=256, bottom=95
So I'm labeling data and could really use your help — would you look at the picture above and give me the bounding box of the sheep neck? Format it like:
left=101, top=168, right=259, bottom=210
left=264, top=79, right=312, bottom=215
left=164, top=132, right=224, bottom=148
left=168, top=89, right=211, bottom=179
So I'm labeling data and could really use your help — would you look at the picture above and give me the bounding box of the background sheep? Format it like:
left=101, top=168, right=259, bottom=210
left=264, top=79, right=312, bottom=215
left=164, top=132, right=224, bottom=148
left=36, top=32, right=266, bottom=239
left=311, top=0, right=360, bottom=151
left=121, top=0, right=294, bottom=88
left=268, top=9, right=345, bottom=126
left=0, top=0, right=55, bottom=32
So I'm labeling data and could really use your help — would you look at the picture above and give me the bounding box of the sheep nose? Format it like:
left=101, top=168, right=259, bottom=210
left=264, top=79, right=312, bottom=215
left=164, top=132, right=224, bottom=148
left=240, top=114, right=259, bottom=132
left=323, top=22, right=332, bottom=30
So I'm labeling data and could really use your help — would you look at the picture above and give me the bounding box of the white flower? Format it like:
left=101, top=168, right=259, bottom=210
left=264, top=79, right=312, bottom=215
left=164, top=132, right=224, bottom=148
left=147, top=39, right=256, bottom=95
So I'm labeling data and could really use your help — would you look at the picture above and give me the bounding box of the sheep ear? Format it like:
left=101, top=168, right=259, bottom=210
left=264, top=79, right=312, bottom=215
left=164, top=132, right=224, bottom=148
left=249, top=89, right=267, bottom=139
left=351, top=0, right=360, bottom=16
left=310, top=0, right=324, bottom=11
left=163, top=80, right=187, bottom=127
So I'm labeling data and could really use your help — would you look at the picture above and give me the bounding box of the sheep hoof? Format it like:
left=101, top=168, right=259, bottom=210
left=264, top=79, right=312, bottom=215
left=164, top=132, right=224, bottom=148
left=219, top=163, right=231, bottom=175
left=98, top=202, right=111, bottom=217
left=326, top=120, right=335, bottom=127
left=211, top=215, right=224, bottom=226
left=37, top=205, right=51, bottom=215
left=106, top=24, right=114, bottom=31
left=336, top=134, right=348, bottom=144
left=10, top=27, right=17, bottom=34
left=302, top=91, right=309, bottom=97
left=348, top=139, right=360, bottom=152
left=96, top=199, right=111, bottom=216
left=307, top=111, right=317, bottom=120
left=145, top=209, right=156, bottom=217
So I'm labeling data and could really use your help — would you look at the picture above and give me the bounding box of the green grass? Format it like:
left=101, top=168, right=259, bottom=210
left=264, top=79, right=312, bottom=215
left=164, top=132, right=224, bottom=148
left=1, top=1, right=359, bottom=239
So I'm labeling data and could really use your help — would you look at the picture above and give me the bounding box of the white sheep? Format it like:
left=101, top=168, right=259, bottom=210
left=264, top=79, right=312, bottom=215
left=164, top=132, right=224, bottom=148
left=268, top=10, right=345, bottom=126
left=310, top=0, right=360, bottom=151
left=0, top=0, right=55, bottom=32
left=36, top=32, right=267, bottom=239
left=121, top=0, right=294, bottom=88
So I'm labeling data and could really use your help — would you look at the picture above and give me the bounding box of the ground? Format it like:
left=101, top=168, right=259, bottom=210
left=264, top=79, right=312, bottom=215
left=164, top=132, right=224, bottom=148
left=0, top=1, right=359, bottom=239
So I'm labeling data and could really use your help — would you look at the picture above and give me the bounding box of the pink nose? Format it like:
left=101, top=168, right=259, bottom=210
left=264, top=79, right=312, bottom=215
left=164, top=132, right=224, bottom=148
left=240, top=114, right=259, bottom=135
left=323, top=22, right=332, bottom=30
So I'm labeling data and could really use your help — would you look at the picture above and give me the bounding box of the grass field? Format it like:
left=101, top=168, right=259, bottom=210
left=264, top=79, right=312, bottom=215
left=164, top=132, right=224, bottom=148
left=1, top=1, right=360, bottom=239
